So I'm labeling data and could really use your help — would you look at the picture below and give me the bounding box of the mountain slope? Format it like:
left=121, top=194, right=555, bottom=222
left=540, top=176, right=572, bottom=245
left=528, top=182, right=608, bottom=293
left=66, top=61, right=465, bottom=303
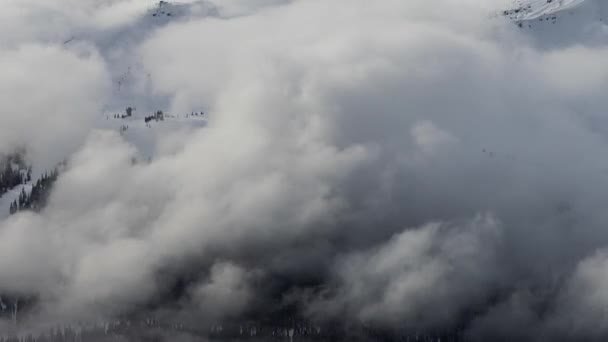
left=503, top=0, right=608, bottom=47
left=504, top=0, right=586, bottom=21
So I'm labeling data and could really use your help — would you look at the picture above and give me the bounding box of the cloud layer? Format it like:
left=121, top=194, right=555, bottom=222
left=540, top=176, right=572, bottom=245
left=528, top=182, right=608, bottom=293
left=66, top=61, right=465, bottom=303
left=2, top=0, right=608, bottom=340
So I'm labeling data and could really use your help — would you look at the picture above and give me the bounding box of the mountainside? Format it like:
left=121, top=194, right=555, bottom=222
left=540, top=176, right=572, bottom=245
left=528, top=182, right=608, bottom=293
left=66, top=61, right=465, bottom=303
left=0, top=1, right=213, bottom=217
left=504, top=0, right=587, bottom=21
left=503, top=0, right=608, bottom=47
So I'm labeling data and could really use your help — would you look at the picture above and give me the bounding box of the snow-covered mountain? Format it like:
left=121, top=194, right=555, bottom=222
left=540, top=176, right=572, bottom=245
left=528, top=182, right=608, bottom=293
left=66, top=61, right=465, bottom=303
left=4, top=1, right=608, bottom=340
left=0, top=1, right=214, bottom=218
left=503, top=0, right=608, bottom=47
left=504, top=0, right=587, bottom=21
left=72, top=1, right=215, bottom=158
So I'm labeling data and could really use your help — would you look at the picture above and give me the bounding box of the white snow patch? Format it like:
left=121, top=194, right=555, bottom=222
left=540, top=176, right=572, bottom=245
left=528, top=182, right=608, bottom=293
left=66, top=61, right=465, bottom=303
left=506, top=0, right=587, bottom=20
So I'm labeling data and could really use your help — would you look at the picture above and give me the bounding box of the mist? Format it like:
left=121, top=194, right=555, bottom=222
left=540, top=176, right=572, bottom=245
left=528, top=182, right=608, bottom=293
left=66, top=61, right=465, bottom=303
left=1, top=0, right=608, bottom=340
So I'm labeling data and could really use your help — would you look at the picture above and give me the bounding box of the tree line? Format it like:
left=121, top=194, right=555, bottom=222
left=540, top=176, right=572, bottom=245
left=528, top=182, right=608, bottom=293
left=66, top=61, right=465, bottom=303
left=9, top=169, right=58, bottom=215
left=0, top=153, right=31, bottom=197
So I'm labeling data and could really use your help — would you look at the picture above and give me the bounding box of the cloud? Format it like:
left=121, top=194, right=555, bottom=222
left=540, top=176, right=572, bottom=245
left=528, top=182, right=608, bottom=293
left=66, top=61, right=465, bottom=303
left=307, top=215, right=503, bottom=330
left=189, top=262, right=260, bottom=320
left=0, top=44, right=109, bottom=166
left=1, top=0, right=608, bottom=340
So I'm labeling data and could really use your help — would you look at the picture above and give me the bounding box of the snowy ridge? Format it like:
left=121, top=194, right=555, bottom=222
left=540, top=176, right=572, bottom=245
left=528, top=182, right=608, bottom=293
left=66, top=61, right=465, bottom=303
left=501, top=0, right=608, bottom=48
left=99, top=108, right=207, bottom=160
left=505, top=0, right=586, bottom=21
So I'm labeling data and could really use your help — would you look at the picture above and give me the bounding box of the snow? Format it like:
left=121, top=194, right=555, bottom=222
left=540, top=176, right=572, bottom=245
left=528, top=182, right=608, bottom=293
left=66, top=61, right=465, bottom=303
left=98, top=110, right=207, bottom=160
left=501, top=0, right=608, bottom=48
left=92, top=1, right=213, bottom=159
left=0, top=184, right=32, bottom=220
left=505, top=0, right=587, bottom=20
left=0, top=1, right=214, bottom=217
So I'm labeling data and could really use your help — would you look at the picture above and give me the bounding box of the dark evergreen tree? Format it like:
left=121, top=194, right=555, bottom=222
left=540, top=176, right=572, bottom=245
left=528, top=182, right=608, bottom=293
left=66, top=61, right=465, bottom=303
left=10, top=167, right=59, bottom=215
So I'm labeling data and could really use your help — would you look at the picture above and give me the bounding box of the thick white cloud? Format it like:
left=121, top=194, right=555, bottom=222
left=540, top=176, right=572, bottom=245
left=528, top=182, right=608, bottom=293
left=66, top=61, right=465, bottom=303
left=0, top=45, right=109, bottom=166
left=307, top=215, right=503, bottom=330
left=190, top=262, right=260, bottom=320
left=2, top=0, right=608, bottom=340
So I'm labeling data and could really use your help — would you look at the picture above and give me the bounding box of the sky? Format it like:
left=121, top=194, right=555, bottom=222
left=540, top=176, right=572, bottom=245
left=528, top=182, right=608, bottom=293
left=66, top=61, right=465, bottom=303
left=1, top=0, right=608, bottom=340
